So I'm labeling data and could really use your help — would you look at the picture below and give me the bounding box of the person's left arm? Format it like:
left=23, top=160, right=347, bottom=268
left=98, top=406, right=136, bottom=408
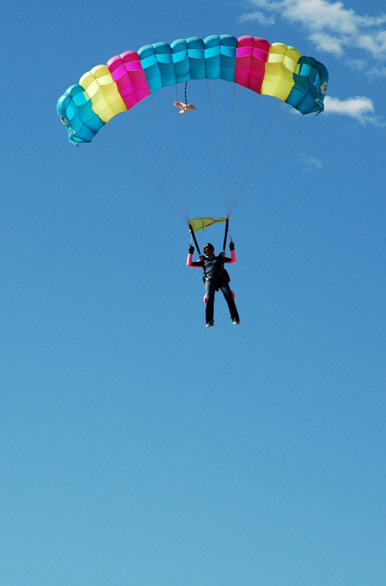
left=222, top=242, right=237, bottom=264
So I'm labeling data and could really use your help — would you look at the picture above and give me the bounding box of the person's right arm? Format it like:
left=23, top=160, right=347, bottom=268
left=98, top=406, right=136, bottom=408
left=187, top=246, right=204, bottom=267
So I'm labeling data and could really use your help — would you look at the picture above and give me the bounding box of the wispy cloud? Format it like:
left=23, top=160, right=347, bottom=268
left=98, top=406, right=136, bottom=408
left=367, top=64, right=386, bottom=79
left=240, top=0, right=386, bottom=72
left=240, top=11, right=276, bottom=25
left=324, top=96, right=385, bottom=126
left=297, top=153, right=323, bottom=172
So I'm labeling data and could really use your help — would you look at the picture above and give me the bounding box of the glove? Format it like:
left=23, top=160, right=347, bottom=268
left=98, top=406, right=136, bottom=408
left=188, top=245, right=194, bottom=254
left=229, top=241, right=235, bottom=251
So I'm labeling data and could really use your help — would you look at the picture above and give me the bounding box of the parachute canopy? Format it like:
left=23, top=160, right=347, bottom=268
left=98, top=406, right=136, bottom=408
left=57, top=34, right=328, bottom=144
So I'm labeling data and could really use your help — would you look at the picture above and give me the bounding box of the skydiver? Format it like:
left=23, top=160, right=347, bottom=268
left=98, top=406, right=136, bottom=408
left=187, top=241, right=240, bottom=328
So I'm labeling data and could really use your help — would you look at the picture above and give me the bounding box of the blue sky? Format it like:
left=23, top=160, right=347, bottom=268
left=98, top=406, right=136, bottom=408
left=1, top=1, right=385, bottom=585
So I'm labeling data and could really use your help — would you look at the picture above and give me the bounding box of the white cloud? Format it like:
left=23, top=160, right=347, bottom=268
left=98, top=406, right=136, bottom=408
left=239, top=11, right=276, bottom=25
left=283, top=0, right=358, bottom=35
left=324, top=95, right=385, bottom=126
left=324, top=95, right=373, bottom=115
left=297, top=153, right=323, bottom=172
left=346, top=58, right=367, bottom=71
left=367, top=64, right=386, bottom=79
left=240, top=0, right=386, bottom=62
left=308, top=31, right=345, bottom=55
left=357, top=30, right=386, bottom=59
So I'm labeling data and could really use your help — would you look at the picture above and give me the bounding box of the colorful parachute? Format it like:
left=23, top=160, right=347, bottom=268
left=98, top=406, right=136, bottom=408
left=57, top=34, right=328, bottom=144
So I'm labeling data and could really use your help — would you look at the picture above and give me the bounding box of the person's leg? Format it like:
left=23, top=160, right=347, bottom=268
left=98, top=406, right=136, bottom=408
left=220, top=283, right=240, bottom=323
left=205, top=281, right=215, bottom=326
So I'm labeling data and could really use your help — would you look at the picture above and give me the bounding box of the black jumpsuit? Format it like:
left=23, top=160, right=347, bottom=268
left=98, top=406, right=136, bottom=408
left=190, top=254, right=240, bottom=325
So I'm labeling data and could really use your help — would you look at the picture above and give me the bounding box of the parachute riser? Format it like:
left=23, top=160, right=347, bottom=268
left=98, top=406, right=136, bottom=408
left=189, top=223, right=201, bottom=256
left=222, top=218, right=229, bottom=252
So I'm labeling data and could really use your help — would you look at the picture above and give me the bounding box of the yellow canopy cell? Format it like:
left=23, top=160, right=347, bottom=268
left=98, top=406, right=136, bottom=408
left=261, top=43, right=301, bottom=102
left=80, top=65, right=127, bottom=123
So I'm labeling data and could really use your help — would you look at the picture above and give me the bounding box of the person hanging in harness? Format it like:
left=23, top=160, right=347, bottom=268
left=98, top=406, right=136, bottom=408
left=187, top=241, right=240, bottom=328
